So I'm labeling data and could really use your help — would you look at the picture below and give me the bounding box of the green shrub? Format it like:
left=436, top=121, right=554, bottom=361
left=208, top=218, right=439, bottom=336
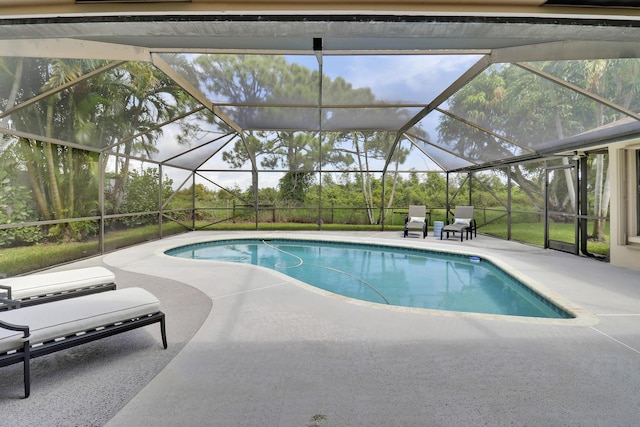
left=0, top=170, right=43, bottom=247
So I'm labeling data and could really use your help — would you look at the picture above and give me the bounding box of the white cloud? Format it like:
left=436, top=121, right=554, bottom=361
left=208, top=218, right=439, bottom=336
left=323, top=54, right=482, bottom=104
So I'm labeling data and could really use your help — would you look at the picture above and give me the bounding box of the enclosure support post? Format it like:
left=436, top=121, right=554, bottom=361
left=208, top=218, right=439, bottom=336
left=573, top=160, right=580, bottom=255
left=318, top=144, right=323, bottom=228
left=579, top=155, right=591, bottom=256
left=316, top=39, right=324, bottom=229
left=468, top=172, right=472, bottom=206
left=192, top=172, right=196, bottom=230
left=507, top=167, right=512, bottom=241
left=381, top=170, right=386, bottom=231
left=445, top=172, right=450, bottom=224
left=99, top=151, right=105, bottom=254
left=544, top=167, right=549, bottom=249
left=253, top=170, right=259, bottom=231
left=159, top=164, right=163, bottom=239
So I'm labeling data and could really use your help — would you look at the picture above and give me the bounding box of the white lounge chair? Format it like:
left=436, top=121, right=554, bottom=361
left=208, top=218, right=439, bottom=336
left=441, top=206, right=476, bottom=242
left=404, top=205, right=428, bottom=238
left=0, top=287, right=166, bottom=398
left=0, top=266, right=116, bottom=309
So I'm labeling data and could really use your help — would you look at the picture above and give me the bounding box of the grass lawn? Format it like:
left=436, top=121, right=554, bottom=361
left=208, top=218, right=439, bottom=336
left=481, top=221, right=610, bottom=256
left=0, top=222, right=187, bottom=276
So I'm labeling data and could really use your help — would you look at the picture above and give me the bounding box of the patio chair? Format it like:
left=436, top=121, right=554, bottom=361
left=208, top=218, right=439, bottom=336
left=0, top=287, right=167, bottom=398
left=404, top=205, right=428, bottom=238
left=441, top=206, right=476, bottom=242
left=0, top=267, right=116, bottom=310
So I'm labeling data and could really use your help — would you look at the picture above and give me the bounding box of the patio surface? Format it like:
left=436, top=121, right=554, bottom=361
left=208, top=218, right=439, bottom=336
left=2, top=230, right=640, bottom=426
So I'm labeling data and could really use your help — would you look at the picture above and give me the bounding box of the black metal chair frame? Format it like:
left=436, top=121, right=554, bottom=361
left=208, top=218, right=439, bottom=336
left=0, top=283, right=116, bottom=311
left=440, top=218, right=477, bottom=242
left=403, top=206, right=429, bottom=239
left=0, top=311, right=166, bottom=398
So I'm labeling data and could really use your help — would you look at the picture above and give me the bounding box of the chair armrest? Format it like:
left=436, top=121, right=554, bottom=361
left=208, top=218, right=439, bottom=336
left=0, top=297, right=21, bottom=310
left=0, top=284, right=11, bottom=300
left=0, top=319, right=29, bottom=337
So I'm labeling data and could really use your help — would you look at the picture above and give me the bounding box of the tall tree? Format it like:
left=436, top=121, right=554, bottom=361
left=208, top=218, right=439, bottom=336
left=439, top=63, right=607, bottom=214
left=1, top=57, right=190, bottom=236
left=581, top=59, right=640, bottom=241
left=192, top=55, right=355, bottom=198
left=8, top=59, right=99, bottom=225
left=103, top=62, right=188, bottom=218
left=438, top=67, right=546, bottom=209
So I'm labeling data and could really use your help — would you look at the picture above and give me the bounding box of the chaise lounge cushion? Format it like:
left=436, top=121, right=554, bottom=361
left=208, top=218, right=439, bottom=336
left=0, top=287, right=160, bottom=354
left=453, top=218, right=471, bottom=226
left=0, top=267, right=115, bottom=300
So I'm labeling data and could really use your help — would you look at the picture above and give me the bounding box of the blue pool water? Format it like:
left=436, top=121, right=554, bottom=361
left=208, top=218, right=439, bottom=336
left=166, top=239, right=572, bottom=319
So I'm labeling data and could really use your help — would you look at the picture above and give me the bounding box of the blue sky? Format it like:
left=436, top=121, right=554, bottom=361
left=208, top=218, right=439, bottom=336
left=285, top=53, right=482, bottom=146
left=286, top=53, right=481, bottom=105
left=156, top=53, right=485, bottom=188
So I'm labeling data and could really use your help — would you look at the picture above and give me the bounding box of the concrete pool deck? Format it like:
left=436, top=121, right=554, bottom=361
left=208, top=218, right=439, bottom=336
left=3, top=230, right=640, bottom=426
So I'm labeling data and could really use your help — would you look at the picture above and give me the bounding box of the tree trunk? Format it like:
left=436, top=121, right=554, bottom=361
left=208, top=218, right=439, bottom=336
left=509, top=165, right=544, bottom=211
left=561, top=156, right=576, bottom=211
left=555, top=108, right=576, bottom=210
left=21, top=139, right=52, bottom=220
left=354, top=133, right=375, bottom=224
left=592, top=154, right=611, bottom=243
left=591, top=154, right=604, bottom=240
left=1, top=58, right=23, bottom=128
left=111, top=145, right=131, bottom=221
left=364, top=144, right=375, bottom=225
left=66, top=147, right=75, bottom=218
left=587, top=64, right=609, bottom=243
left=111, top=99, right=145, bottom=222
left=45, top=99, right=64, bottom=219
left=384, top=154, right=401, bottom=221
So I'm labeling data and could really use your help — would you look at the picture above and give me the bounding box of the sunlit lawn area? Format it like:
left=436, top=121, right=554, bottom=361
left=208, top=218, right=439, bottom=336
left=0, top=222, right=186, bottom=276
left=0, top=220, right=609, bottom=277
left=481, top=221, right=610, bottom=256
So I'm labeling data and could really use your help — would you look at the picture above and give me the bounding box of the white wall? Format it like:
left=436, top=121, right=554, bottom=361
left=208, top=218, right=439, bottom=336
left=609, top=138, right=640, bottom=271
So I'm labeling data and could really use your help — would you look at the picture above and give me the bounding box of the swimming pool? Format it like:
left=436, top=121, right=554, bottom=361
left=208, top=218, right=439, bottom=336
left=166, top=239, right=573, bottom=319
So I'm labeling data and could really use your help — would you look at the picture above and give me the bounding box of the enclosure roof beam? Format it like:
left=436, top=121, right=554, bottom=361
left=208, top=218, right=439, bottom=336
left=491, top=40, right=640, bottom=63
left=104, top=105, right=207, bottom=153
left=240, top=133, right=258, bottom=173
left=381, top=131, right=404, bottom=175
left=0, top=126, right=101, bottom=153
left=0, top=60, right=125, bottom=120
left=404, top=130, right=481, bottom=167
left=434, top=107, right=536, bottom=154
left=162, top=131, right=236, bottom=165
left=403, top=133, right=448, bottom=172
left=515, top=61, right=640, bottom=122
left=398, top=55, right=491, bottom=135
left=0, top=38, right=150, bottom=61
left=162, top=173, right=193, bottom=210
left=187, top=134, right=240, bottom=172
left=152, top=53, right=245, bottom=135
left=196, top=171, right=254, bottom=206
